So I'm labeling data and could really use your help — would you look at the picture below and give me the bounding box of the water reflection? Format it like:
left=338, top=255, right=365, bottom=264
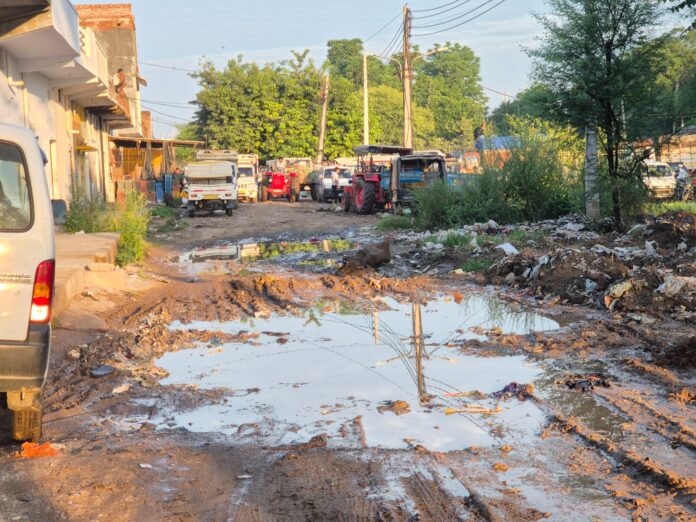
left=156, top=294, right=559, bottom=450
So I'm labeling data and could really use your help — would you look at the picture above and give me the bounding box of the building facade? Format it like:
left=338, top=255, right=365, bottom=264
left=0, top=1, right=144, bottom=204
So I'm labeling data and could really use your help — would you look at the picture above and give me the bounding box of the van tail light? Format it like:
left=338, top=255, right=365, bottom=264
left=30, top=260, right=55, bottom=323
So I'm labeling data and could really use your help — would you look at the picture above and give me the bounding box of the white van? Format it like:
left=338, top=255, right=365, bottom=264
left=0, top=123, right=64, bottom=442
left=642, top=159, right=676, bottom=199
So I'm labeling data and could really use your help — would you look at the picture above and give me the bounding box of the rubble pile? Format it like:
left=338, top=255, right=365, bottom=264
left=488, top=214, right=696, bottom=320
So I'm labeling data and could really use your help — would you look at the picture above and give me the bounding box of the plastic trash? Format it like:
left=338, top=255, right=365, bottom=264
left=495, top=243, right=520, bottom=256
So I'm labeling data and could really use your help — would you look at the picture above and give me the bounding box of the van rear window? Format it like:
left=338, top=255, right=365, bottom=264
left=0, top=142, right=31, bottom=231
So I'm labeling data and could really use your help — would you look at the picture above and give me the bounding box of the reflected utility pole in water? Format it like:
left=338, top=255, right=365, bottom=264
left=372, top=311, right=380, bottom=345
left=412, top=303, right=427, bottom=401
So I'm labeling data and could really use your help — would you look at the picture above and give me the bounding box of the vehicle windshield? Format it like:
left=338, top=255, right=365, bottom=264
left=239, top=167, right=255, bottom=177
left=0, top=142, right=32, bottom=231
left=323, top=169, right=351, bottom=179
left=187, top=177, right=233, bottom=185
left=646, top=165, right=671, bottom=177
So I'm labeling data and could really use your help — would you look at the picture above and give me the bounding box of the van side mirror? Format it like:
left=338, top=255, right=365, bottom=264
left=51, top=199, right=67, bottom=225
left=348, top=179, right=353, bottom=185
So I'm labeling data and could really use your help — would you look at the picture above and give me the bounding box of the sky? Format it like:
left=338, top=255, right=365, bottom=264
left=82, top=0, right=550, bottom=138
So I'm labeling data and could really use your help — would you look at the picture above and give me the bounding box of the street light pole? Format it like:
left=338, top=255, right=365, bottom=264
left=402, top=4, right=413, bottom=150
left=363, top=51, right=369, bottom=145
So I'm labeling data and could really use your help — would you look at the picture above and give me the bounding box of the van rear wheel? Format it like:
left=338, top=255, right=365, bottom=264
left=12, top=407, right=43, bottom=442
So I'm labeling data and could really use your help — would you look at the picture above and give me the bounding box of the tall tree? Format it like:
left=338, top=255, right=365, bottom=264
left=414, top=42, right=487, bottom=149
left=488, top=84, right=559, bottom=134
left=531, top=0, right=665, bottom=228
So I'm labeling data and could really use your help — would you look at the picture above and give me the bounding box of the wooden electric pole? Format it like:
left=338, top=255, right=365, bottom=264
left=316, top=74, right=330, bottom=165
left=363, top=51, right=370, bottom=145
left=402, top=4, right=413, bottom=150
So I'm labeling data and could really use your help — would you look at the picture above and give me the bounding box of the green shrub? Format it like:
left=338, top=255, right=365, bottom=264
left=376, top=215, right=413, bottom=231
left=115, top=192, right=151, bottom=266
left=64, top=191, right=115, bottom=233
left=413, top=117, right=584, bottom=230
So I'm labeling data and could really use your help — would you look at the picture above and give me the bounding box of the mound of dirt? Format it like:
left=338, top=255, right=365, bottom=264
left=655, top=336, right=696, bottom=369
left=647, top=211, right=696, bottom=247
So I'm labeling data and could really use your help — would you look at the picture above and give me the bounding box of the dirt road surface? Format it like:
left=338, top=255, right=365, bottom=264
left=1, top=200, right=694, bottom=521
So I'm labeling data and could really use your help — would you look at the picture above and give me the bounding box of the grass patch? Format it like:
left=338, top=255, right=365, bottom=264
left=150, top=205, right=178, bottom=219
left=376, top=215, right=413, bottom=232
left=646, top=201, right=696, bottom=215
left=505, top=229, right=548, bottom=244
left=64, top=190, right=151, bottom=266
left=460, top=258, right=493, bottom=272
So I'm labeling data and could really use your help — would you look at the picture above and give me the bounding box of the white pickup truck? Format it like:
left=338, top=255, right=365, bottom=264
left=0, top=122, right=66, bottom=441
left=185, top=150, right=239, bottom=217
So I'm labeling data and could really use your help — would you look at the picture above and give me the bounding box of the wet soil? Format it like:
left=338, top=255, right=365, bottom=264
left=1, top=201, right=695, bottom=521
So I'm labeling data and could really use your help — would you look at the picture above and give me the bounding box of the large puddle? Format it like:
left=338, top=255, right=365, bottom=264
left=153, top=295, right=561, bottom=451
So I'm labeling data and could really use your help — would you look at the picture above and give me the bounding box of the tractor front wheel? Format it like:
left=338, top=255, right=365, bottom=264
left=341, top=192, right=351, bottom=212
left=260, top=187, right=268, bottom=202
left=354, top=179, right=376, bottom=214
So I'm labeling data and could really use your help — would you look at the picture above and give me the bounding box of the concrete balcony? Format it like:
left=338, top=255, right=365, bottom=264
left=0, top=0, right=81, bottom=72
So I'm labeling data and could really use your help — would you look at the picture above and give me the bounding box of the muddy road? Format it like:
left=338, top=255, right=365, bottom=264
left=1, top=200, right=694, bottom=521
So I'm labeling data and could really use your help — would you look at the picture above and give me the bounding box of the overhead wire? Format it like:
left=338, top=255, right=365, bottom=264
left=412, top=0, right=466, bottom=13
left=363, top=12, right=402, bottom=43
left=412, top=0, right=475, bottom=19
left=413, top=0, right=509, bottom=37
left=138, top=61, right=197, bottom=73
left=413, top=0, right=498, bottom=29
left=377, top=24, right=404, bottom=59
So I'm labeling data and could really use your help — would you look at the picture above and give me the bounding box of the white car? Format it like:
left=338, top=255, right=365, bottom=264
left=642, top=160, right=676, bottom=199
left=307, top=166, right=352, bottom=202
left=0, top=122, right=64, bottom=442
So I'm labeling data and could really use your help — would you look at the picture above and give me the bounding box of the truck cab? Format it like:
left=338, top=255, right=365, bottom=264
left=237, top=153, right=259, bottom=203
left=0, top=122, right=65, bottom=442
left=185, top=150, right=238, bottom=217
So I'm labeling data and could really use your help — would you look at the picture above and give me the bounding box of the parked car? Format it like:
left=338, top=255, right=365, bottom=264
left=641, top=160, right=676, bottom=199
left=307, top=166, right=352, bottom=202
left=0, top=122, right=66, bottom=442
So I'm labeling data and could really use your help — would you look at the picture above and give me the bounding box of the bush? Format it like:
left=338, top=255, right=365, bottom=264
left=64, top=191, right=114, bottom=233
left=376, top=215, right=413, bottom=231
left=413, top=116, right=584, bottom=230
left=115, top=192, right=150, bottom=266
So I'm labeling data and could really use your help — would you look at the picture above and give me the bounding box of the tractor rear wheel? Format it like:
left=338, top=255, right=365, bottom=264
left=310, top=186, right=318, bottom=201
left=260, top=187, right=268, bottom=202
left=354, top=179, right=376, bottom=214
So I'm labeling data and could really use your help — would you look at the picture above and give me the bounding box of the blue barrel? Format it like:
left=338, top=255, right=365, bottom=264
left=155, top=181, right=164, bottom=203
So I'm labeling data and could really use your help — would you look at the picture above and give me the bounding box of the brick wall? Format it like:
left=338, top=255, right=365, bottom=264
left=75, top=4, right=135, bottom=31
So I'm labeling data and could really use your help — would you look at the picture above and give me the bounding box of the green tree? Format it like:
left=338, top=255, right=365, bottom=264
left=531, top=0, right=665, bottom=228
left=414, top=42, right=487, bottom=149
left=489, top=84, right=558, bottom=134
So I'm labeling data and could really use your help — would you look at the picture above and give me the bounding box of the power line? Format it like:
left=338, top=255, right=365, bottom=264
left=363, top=12, right=402, bottom=43
left=413, top=0, right=508, bottom=37
left=413, top=0, right=498, bottom=29
left=412, top=0, right=474, bottom=20
left=140, top=103, right=192, bottom=122
left=141, top=98, right=197, bottom=109
left=412, top=0, right=465, bottom=13
left=378, top=25, right=404, bottom=59
left=138, top=61, right=197, bottom=73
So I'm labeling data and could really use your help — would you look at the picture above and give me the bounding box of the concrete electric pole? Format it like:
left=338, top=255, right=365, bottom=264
left=402, top=4, right=413, bottom=150
left=585, top=125, right=600, bottom=219
left=363, top=51, right=369, bottom=145
left=316, top=74, right=330, bottom=165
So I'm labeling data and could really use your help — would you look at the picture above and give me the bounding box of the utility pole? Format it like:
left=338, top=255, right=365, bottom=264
left=585, top=125, right=600, bottom=220
left=402, top=4, right=413, bottom=150
left=363, top=51, right=370, bottom=145
left=316, top=74, right=330, bottom=165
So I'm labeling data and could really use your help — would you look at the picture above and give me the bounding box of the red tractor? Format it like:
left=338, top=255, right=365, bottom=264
left=258, top=171, right=301, bottom=203
left=341, top=145, right=446, bottom=214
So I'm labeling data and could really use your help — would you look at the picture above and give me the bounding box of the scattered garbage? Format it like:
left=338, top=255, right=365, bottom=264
left=138, top=463, right=153, bottom=469
left=492, top=382, right=535, bottom=401
left=90, top=365, right=116, bottom=378
left=495, top=243, right=520, bottom=256
left=12, top=442, right=60, bottom=459
left=236, top=474, right=253, bottom=480
left=112, top=383, right=131, bottom=395
left=377, top=400, right=411, bottom=415
left=559, top=374, right=611, bottom=392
